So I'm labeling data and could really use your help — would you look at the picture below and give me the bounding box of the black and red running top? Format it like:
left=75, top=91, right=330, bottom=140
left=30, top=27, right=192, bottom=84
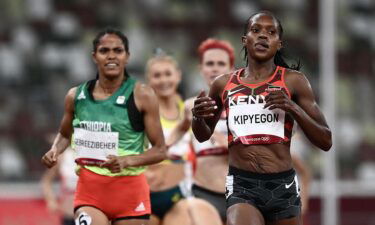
left=221, top=66, right=294, bottom=146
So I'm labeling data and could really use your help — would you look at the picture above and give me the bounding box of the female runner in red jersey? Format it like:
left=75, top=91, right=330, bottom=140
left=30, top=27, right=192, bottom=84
left=191, top=11, right=332, bottom=225
left=167, top=38, right=236, bottom=223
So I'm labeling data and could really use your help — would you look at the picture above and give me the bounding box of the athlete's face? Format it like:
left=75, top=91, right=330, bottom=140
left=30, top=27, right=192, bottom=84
left=242, top=13, right=282, bottom=62
left=147, top=61, right=181, bottom=98
left=92, top=34, right=129, bottom=79
left=200, top=48, right=232, bottom=87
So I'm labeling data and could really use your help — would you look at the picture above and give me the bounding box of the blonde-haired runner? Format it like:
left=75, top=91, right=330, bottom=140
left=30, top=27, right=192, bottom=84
left=145, top=50, right=221, bottom=225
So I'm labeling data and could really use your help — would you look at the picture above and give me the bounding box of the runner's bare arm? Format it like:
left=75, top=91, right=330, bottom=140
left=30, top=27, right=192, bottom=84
left=192, top=75, right=228, bottom=142
left=40, top=161, right=60, bottom=212
left=265, top=70, right=332, bottom=150
left=124, top=83, right=167, bottom=167
left=41, top=88, right=76, bottom=168
left=289, top=72, right=331, bottom=150
left=166, top=98, right=193, bottom=146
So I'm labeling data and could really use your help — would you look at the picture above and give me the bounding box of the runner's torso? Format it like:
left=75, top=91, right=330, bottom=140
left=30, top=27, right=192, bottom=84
left=221, top=66, right=294, bottom=173
left=72, top=77, right=146, bottom=176
left=146, top=99, right=189, bottom=191
left=192, top=113, right=228, bottom=193
left=192, top=115, right=228, bottom=157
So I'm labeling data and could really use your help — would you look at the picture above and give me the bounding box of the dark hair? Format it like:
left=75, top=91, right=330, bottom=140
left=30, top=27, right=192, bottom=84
left=92, top=28, right=130, bottom=79
left=242, top=11, right=301, bottom=71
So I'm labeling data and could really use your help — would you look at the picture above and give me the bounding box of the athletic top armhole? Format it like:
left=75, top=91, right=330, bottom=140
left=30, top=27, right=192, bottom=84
left=87, top=79, right=97, bottom=100
left=280, top=67, right=291, bottom=98
left=86, top=78, right=144, bottom=132
left=126, top=93, right=145, bottom=132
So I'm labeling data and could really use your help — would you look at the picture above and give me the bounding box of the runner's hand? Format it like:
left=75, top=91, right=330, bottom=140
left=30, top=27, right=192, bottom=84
left=264, top=90, right=296, bottom=112
left=41, top=149, right=59, bottom=168
left=192, top=90, right=218, bottom=118
left=100, top=155, right=128, bottom=173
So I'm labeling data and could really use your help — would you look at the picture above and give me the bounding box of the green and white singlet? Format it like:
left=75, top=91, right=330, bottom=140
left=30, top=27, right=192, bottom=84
left=72, top=77, right=146, bottom=176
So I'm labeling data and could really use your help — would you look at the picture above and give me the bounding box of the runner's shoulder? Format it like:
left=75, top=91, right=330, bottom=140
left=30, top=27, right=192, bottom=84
left=284, top=68, right=312, bottom=95
left=134, top=82, right=159, bottom=112
left=284, top=68, right=307, bottom=82
left=211, top=73, right=232, bottom=91
left=135, top=82, right=154, bottom=98
left=66, top=87, right=78, bottom=102
left=214, top=73, right=232, bottom=85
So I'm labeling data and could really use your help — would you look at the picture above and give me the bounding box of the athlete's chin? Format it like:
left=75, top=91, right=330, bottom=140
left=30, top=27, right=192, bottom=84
left=156, top=90, right=175, bottom=99
left=252, top=53, right=274, bottom=62
left=251, top=49, right=276, bottom=61
left=103, top=71, right=123, bottom=79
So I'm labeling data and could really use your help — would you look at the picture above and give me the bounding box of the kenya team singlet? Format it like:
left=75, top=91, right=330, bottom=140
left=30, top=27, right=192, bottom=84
left=222, top=66, right=294, bottom=145
left=72, top=77, right=146, bottom=176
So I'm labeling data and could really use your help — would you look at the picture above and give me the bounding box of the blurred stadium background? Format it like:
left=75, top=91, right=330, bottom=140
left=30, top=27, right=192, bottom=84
left=0, top=0, right=374, bottom=224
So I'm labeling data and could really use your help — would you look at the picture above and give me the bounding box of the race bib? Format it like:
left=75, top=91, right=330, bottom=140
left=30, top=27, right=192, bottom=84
left=228, top=103, right=285, bottom=139
left=73, top=128, right=119, bottom=165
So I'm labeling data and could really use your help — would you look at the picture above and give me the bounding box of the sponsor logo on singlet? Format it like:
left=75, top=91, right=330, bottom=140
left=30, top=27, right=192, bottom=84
left=77, top=90, right=86, bottom=100
left=227, top=88, right=245, bottom=97
left=116, top=95, right=126, bottom=104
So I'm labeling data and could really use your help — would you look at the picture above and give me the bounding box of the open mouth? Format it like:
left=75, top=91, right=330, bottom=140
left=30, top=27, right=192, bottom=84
left=105, top=62, right=119, bottom=68
left=254, top=42, right=269, bottom=50
left=157, top=83, right=174, bottom=91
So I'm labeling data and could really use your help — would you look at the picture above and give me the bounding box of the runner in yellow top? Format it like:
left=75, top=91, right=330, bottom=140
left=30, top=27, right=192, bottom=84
left=145, top=52, right=188, bottom=224
left=145, top=51, right=222, bottom=225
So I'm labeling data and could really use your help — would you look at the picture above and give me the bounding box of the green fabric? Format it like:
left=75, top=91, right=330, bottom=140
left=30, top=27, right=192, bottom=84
left=72, top=77, right=146, bottom=176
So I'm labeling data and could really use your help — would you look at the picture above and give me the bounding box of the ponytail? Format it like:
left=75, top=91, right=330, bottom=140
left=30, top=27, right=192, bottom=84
left=274, top=50, right=301, bottom=71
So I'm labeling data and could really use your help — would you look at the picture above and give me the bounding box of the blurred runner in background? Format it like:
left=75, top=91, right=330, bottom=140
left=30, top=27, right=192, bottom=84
left=41, top=147, right=77, bottom=225
left=168, top=38, right=236, bottom=224
left=145, top=50, right=222, bottom=225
